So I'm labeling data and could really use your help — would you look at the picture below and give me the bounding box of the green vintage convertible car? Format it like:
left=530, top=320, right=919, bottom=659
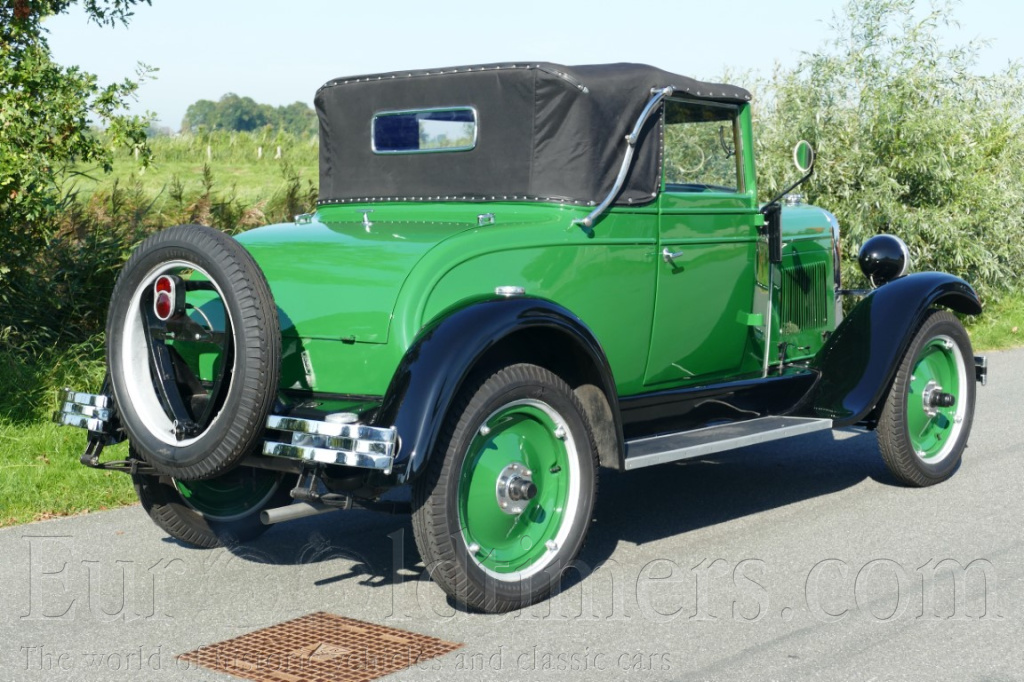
left=56, top=63, right=986, bottom=613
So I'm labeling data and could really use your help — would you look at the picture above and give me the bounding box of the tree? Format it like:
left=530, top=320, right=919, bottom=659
left=0, top=0, right=153, bottom=350
left=181, top=97, right=217, bottom=132
left=1, top=1, right=153, bottom=222
left=214, top=93, right=269, bottom=132
left=276, top=101, right=317, bottom=136
left=753, top=0, right=1024, bottom=298
left=180, top=95, right=316, bottom=136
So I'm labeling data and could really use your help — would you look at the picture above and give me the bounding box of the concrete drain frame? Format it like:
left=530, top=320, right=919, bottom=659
left=179, top=612, right=461, bottom=682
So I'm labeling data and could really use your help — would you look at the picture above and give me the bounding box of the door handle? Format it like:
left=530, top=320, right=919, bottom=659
left=662, top=248, right=685, bottom=265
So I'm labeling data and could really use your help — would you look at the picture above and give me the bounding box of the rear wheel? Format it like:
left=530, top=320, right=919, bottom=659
left=132, top=456, right=294, bottom=548
left=877, top=310, right=975, bottom=486
left=412, top=364, right=598, bottom=613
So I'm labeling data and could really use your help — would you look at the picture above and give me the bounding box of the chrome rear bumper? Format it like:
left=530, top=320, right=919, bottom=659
left=55, top=389, right=398, bottom=474
left=53, top=389, right=115, bottom=433
left=262, top=415, right=397, bottom=473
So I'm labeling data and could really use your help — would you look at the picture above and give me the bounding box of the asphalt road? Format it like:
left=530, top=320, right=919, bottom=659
left=2, top=348, right=1021, bottom=682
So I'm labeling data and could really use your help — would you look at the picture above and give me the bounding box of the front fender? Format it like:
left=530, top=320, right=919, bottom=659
left=375, top=296, right=620, bottom=482
left=801, top=272, right=981, bottom=426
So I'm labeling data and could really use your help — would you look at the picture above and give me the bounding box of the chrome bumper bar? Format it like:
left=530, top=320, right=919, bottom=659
left=53, top=389, right=114, bottom=433
left=263, top=415, right=397, bottom=473
left=55, top=390, right=398, bottom=474
left=975, top=355, right=988, bottom=386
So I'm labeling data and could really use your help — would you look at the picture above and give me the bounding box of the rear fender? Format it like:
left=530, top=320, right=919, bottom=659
left=375, top=296, right=621, bottom=482
left=802, top=272, right=981, bottom=426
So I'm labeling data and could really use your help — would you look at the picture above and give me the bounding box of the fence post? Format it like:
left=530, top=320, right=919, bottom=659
left=207, top=145, right=212, bottom=161
left=275, top=146, right=282, bottom=159
left=258, top=146, right=263, bottom=159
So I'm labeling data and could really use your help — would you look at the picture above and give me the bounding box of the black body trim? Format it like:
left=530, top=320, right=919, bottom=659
left=375, top=297, right=621, bottom=481
left=799, top=272, right=981, bottom=426
left=619, top=371, right=818, bottom=440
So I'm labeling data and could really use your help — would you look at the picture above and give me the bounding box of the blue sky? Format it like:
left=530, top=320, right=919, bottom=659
left=44, top=0, right=1022, bottom=131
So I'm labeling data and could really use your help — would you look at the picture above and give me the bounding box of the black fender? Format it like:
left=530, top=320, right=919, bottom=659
left=801, top=272, right=981, bottom=426
left=375, top=296, right=621, bottom=482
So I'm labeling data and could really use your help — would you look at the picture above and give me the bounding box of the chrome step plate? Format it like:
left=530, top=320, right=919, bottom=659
left=623, top=416, right=833, bottom=471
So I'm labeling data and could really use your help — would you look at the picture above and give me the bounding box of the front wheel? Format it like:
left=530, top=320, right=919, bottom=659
left=877, top=310, right=976, bottom=486
left=412, top=364, right=598, bottom=613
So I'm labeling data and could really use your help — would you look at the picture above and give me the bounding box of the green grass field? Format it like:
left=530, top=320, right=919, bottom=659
left=70, top=158, right=318, bottom=208
left=67, top=130, right=318, bottom=209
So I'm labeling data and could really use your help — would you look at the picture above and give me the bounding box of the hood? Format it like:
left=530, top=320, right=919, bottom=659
left=236, top=217, right=473, bottom=343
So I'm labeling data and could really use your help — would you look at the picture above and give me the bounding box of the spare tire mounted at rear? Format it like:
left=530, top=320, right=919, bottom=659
left=105, top=224, right=280, bottom=481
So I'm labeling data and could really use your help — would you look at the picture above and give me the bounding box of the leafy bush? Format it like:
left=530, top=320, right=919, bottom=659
left=752, top=0, right=1024, bottom=299
left=0, top=165, right=317, bottom=358
left=1, top=0, right=153, bottom=358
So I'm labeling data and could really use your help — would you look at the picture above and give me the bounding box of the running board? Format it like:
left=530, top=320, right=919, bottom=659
left=623, top=416, right=833, bottom=471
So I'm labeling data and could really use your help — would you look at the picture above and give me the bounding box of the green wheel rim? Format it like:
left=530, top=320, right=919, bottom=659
left=906, top=334, right=967, bottom=463
left=458, top=399, right=579, bottom=581
left=175, top=468, right=282, bottom=522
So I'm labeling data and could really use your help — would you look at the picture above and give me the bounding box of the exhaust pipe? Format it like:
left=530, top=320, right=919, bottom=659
left=261, top=501, right=341, bottom=525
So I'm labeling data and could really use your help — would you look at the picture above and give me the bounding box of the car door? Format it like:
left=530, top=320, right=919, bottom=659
left=643, top=98, right=763, bottom=388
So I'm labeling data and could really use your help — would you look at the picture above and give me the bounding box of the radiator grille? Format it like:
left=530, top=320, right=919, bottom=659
left=780, top=260, right=828, bottom=332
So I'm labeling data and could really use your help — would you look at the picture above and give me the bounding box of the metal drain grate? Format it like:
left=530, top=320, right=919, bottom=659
left=179, top=612, right=461, bottom=682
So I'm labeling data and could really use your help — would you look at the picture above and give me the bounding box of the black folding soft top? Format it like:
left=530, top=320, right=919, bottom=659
left=315, top=62, right=751, bottom=208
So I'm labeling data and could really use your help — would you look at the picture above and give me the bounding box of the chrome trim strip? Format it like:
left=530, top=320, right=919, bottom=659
left=267, top=415, right=395, bottom=441
left=262, top=441, right=393, bottom=473
left=624, top=416, right=833, bottom=470
left=55, top=413, right=106, bottom=432
left=61, top=402, right=112, bottom=421
left=573, top=86, right=675, bottom=229
left=60, top=389, right=110, bottom=409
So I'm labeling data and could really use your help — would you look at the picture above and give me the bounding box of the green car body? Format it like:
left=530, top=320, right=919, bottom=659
left=56, top=62, right=986, bottom=613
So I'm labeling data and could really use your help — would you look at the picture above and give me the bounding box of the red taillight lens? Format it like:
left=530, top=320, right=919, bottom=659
left=154, top=291, right=173, bottom=320
left=153, top=275, right=177, bottom=321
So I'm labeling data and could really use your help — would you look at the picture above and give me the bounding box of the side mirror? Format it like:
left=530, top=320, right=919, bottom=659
left=764, top=140, right=818, bottom=211
left=761, top=140, right=817, bottom=265
left=793, top=140, right=815, bottom=174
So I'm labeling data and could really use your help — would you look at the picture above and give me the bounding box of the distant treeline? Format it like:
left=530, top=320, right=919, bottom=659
left=180, top=94, right=317, bottom=136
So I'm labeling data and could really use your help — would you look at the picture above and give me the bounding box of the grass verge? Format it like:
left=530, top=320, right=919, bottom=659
left=0, top=343, right=135, bottom=527
left=968, top=290, right=1024, bottom=351
left=0, top=424, right=132, bottom=527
